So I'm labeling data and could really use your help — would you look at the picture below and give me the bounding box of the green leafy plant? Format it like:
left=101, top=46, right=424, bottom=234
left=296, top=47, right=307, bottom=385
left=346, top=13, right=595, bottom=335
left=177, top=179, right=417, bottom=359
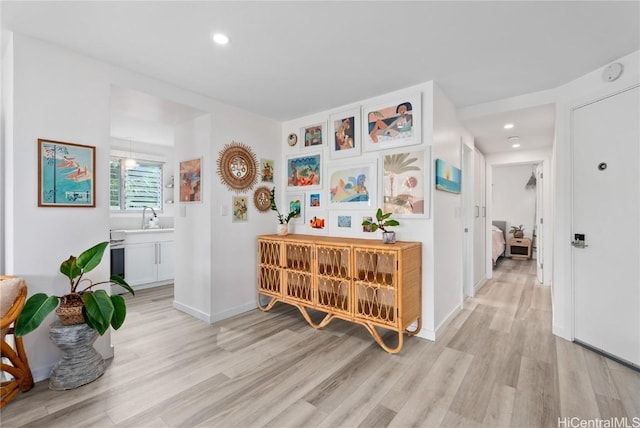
left=361, top=208, right=400, bottom=232
left=16, top=242, right=134, bottom=337
left=509, top=224, right=525, bottom=236
left=270, top=187, right=300, bottom=224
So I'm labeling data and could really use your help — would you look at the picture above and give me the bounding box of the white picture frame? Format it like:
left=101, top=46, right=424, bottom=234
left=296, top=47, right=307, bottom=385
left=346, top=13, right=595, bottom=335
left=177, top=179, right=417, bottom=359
left=327, top=160, right=378, bottom=210
left=380, top=146, right=430, bottom=218
left=362, top=92, right=422, bottom=152
left=329, top=107, right=361, bottom=159
left=286, top=151, right=322, bottom=190
left=300, top=121, right=327, bottom=149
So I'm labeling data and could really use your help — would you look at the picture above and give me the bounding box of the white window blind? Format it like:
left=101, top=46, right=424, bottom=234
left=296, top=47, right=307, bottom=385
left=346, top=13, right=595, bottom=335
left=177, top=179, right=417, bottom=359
left=110, top=158, right=163, bottom=211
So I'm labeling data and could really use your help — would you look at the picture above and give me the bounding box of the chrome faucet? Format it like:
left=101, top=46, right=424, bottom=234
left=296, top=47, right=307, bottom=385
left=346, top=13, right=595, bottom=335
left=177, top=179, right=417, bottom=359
left=141, top=206, right=157, bottom=229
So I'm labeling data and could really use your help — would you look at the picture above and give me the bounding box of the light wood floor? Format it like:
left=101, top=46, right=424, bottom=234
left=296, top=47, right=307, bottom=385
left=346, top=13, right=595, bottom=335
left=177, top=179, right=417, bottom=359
left=2, top=258, right=639, bottom=427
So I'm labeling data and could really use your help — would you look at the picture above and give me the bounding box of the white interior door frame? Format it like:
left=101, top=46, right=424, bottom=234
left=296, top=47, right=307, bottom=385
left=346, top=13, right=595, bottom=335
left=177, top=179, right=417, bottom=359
left=462, top=141, right=475, bottom=300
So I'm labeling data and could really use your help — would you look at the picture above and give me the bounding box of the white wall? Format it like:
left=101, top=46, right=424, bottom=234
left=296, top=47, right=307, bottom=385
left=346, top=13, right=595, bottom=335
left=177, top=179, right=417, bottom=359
left=281, top=83, right=440, bottom=339
left=432, top=84, right=473, bottom=334
left=3, top=33, right=282, bottom=381
left=552, top=50, right=640, bottom=340
left=492, top=163, right=537, bottom=245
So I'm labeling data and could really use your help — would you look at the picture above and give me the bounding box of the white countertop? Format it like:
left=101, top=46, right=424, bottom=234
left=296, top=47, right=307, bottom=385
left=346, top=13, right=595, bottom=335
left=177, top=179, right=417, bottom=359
left=112, top=228, right=174, bottom=235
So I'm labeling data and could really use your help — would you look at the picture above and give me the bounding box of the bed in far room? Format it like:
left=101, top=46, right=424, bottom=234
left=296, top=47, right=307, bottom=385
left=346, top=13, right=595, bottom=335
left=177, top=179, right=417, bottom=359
left=491, top=220, right=506, bottom=266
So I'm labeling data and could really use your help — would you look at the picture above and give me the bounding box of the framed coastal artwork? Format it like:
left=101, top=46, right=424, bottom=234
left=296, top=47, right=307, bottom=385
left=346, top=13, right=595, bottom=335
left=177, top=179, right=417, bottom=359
left=286, top=152, right=322, bottom=190
left=329, top=108, right=361, bottom=159
left=435, top=158, right=461, bottom=194
left=328, top=161, right=377, bottom=209
left=300, top=122, right=326, bottom=149
left=362, top=93, right=422, bottom=152
left=179, top=158, right=202, bottom=203
left=382, top=147, right=430, bottom=218
left=38, top=139, right=96, bottom=207
left=285, top=193, right=305, bottom=225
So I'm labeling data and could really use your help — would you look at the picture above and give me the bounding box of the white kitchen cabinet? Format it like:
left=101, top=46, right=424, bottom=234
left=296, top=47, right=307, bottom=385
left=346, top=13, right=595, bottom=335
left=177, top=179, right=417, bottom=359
left=122, top=230, right=174, bottom=288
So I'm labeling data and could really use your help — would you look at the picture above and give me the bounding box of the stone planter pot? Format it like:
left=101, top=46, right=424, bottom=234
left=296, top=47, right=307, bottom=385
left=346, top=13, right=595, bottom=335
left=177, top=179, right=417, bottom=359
left=382, top=231, right=396, bottom=244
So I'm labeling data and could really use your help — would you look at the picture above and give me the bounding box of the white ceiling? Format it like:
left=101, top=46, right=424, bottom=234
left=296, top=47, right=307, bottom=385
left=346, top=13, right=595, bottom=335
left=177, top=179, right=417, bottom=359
left=2, top=1, right=638, bottom=152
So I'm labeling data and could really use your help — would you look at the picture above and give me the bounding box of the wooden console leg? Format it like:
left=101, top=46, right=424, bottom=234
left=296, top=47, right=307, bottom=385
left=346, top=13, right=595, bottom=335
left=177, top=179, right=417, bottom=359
left=405, top=317, right=421, bottom=336
left=296, top=305, right=334, bottom=329
left=256, top=294, right=278, bottom=312
left=362, top=323, right=404, bottom=354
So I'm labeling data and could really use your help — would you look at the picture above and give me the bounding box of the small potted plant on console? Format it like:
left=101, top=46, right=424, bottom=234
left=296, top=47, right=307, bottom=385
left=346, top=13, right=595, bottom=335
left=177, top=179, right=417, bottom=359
left=362, top=208, right=400, bottom=244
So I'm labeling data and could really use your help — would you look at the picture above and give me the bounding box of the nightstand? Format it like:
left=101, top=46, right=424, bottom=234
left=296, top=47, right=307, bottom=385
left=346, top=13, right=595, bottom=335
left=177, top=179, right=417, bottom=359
left=509, top=238, right=532, bottom=260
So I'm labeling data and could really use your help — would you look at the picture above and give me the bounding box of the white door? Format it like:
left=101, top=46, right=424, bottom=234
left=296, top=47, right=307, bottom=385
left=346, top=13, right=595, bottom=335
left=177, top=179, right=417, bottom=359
left=572, top=85, right=640, bottom=366
left=157, top=241, right=175, bottom=282
left=462, top=143, right=474, bottom=298
left=535, top=163, right=543, bottom=283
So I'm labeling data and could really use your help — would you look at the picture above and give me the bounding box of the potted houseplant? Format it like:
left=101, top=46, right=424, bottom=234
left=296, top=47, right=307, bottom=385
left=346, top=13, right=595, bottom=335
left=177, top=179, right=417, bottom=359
left=362, top=208, right=400, bottom=244
left=509, top=225, right=525, bottom=238
left=270, top=187, right=300, bottom=235
left=15, top=241, right=135, bottom=337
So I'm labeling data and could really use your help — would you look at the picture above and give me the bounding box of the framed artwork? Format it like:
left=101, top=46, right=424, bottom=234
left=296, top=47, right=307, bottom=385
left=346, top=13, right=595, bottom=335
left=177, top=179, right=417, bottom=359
left=286, top=152, right=322, bottom=190
left=329, top=108, right=361, bottom=159
left=382, top=147, right=430, bottom=218
left=38, top=139, right=96, bottom=207
left=232, top=195, right=248, bottom=222
left=328, top=161, right=377, bottom=210
left=337, top=215, right=352, bottom=228
left=362, top=93, right=421, bottom=152
left=180, top=158, right=202, bottom=202
left=362, top=216, right=375, bottom=232
left=300, top=122, right=326, bottom=149
left=285, top=193, right=304, bottom=225
left=261, top=158, right=274, bottom=182
left=435, top=158, right=461, bottom=194
left=309, top=193, right=321, bottom=208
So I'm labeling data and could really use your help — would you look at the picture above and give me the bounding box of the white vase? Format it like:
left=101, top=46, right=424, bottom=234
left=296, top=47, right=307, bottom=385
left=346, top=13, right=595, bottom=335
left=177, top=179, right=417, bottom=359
left=277, top=223, right=289, bottom=236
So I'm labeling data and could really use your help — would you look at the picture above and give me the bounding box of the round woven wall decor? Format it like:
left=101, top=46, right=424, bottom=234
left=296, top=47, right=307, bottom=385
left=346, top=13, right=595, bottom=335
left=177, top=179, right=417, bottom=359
left=216, top=141, right=259, bottom=193
left=253, top=186, right=272, bottom=212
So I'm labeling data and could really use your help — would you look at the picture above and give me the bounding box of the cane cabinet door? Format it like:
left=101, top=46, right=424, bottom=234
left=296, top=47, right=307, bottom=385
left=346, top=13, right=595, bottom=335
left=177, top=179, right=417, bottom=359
left=353, top=248, right=397, bottom=328
left=316, top=244, right=351, bottom=316
left=257, top=238, right=282, bottom=298
left=284, top=241, right=314, bottom=305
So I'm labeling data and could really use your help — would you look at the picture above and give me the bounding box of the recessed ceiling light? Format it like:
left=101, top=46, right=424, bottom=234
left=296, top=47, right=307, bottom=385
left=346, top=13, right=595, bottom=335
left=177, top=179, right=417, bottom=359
left=212, top=33, right=229, bottom=45
left=504, top=123, right=514, bottom=130
left=512, top=143, right=521, bottom=148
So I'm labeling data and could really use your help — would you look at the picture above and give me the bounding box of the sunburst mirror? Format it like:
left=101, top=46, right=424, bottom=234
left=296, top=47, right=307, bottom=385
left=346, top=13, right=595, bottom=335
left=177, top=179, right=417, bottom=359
left=253, top=186, right=272, bottom=212
left=216, top=141, right=259, bottom=193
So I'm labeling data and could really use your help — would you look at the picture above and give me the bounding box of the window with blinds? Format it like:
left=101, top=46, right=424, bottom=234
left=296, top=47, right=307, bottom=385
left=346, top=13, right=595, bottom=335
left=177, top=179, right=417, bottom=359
left=110, top=158, right=163, bottom=211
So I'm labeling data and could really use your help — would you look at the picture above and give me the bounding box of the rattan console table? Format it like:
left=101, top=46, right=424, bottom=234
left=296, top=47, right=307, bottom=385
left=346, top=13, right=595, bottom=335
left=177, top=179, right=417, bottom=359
left=257, top=234, right=422, bottom=353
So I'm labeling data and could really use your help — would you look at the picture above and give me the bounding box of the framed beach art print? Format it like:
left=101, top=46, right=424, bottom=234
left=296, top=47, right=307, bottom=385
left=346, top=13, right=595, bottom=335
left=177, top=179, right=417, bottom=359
left=286, top=152, right=322, bottom=190
left=328, top=161, right=377, bottom=210
left=381, top=147, right=430, bottom=218
left=329, top=108, right=361, bottom=159
left=38, top=139, right=96, bottom=207
left=362, top=93, right=421, bottom=152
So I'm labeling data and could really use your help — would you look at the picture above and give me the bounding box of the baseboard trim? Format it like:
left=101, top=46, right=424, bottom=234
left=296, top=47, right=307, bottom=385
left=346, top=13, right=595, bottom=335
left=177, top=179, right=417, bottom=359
left=434, top=302, right=464, bottom=340
left=208, top=302, right=257, bottom=324
left=474, top=278, right=488, bottom=294
left=172, top=300, right=210, bottom=323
